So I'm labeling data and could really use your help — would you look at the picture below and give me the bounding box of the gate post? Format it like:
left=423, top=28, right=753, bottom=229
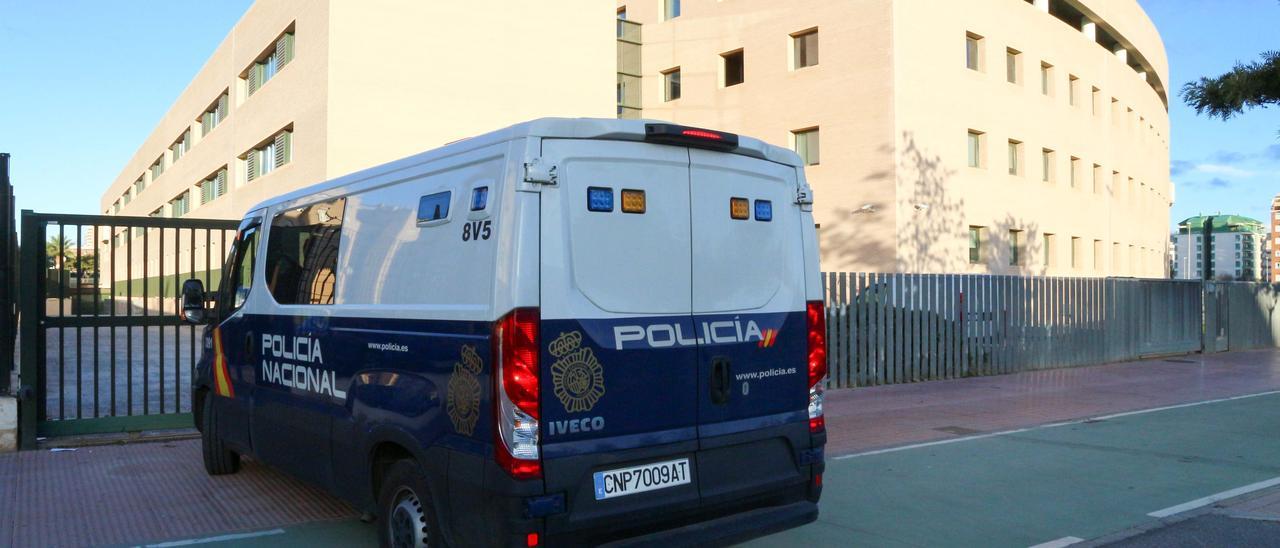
left=18, top=211, right=43, bottom=449
left=0, top=153, right=11, bottom=395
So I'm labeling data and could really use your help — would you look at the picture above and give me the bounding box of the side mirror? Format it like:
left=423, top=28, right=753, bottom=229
left=181, top=279, right=207, bottom=324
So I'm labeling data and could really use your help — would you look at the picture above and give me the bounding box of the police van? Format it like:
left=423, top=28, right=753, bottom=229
left=181, top=118, right=827, bottom=547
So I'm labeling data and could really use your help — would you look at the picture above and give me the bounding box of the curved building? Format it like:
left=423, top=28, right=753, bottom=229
left=617, top=0, right=1172, bottom=276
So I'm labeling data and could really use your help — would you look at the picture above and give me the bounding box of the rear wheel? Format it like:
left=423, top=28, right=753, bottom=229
left=201, top=393, right=240, bottom=475
left=378, top=460, right=439, bottom=548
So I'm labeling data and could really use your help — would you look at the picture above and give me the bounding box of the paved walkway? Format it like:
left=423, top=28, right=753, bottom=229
left=2, top=349, right=1280, bottom=546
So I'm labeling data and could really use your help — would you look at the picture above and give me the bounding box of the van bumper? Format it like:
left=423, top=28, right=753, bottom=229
left=600, top=500, right=818, bottom=547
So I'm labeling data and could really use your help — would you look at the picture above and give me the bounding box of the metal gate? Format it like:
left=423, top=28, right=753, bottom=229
left=0, top=154, right=15, bottom=396
left=17, top=211, right=237, bottom=448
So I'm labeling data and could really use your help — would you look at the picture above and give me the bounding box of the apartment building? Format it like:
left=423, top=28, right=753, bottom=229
left=102, top=0, right=614, bottom=223
left=616, top=0, right=1173, bottom=276
left=1270, top=194, right=1280, bottom=283
left=1172, top=215, right=1265, bottom=282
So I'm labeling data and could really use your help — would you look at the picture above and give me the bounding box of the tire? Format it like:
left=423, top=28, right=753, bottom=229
left=201, top=393, right=241, bottom=475
left=378, top=460, right=440, bottom=548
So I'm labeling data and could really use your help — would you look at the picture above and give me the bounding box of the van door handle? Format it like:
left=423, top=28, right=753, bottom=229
left=710, top=357, right=731, bottom=405
left=244, top=332, right=254, bottom=357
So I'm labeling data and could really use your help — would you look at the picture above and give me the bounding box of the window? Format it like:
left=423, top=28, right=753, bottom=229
left=246, top=30, right=295, bottom=96
left=150, top=156, right=165, bottom=180
left=1041, top=148, right=1054, bottom=182
left=245, top=129, right=293, bottom=182
left=793, top=29, right=819, bottom=69
left=1069, top=157, right=1080, bottom=188
left=1091, top=86, right=1102, bottom=116
left=1040, top=62, right=1053, bottom=96
left=122, top=192, right=131, bottom=206
left=171, top=130, right=191, bottom=164
left=417, top=191, right=452, bottom=224
left=1044, top=233, right=1056, bottom=267
left=965, top=32, right=983, bottom=71
left=133, top=178, right=145, bottom=197
left=199, top=168, right=228, bottom=204
left=663, top=0, right=680, bottom=20
left=1092, top=164, right=1103, bottom=194
left=967, top=130, right=984, bottom=168
left=1010, top=230, right=1023, bottom=266
left=1071, top=237, right=1082, bottom=269
left=169, top=191, right=190, bottom=218
left=1007, top=140, right=1022, bottom=176
left=1068, top=75, right=1079, bottom=106
left=969, top=226, right=984, bottom=264
left=663, top=68, right=681, bottom=101
left=793, top=128, right=820, bottom=166
left=266, top=198, right=346, bottom=305
left=1093, top=240, right=1103, bottom=270
left=200, top=93, right=229, bottom=137
left=1112, top=171, right=1121, bottom=197
left=1006, top=48, right=1020, bottom=84
left=722, top=50, right=744, bottom=87
left=221, top=223, right=259, bottom=315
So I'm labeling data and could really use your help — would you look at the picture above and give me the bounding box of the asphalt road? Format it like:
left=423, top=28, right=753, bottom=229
left=136, top=391, right=1280, bottom=547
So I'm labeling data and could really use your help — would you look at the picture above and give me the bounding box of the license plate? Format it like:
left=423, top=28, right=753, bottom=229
left=592, top=458, right=691, bottom=500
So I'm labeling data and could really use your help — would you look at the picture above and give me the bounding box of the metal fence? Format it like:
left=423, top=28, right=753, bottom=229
left=17, top=211, right=237, bottom=447
left=821, top=273, right=1205, bottom=389
left=1211, top=282, right=1280, bottom=352
left=0, top=154, right=14, bottom=395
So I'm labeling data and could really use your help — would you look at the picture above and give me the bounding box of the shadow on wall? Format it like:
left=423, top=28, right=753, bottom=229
left=895, top=131, right=960, bottom=274
left=816, top=159, right=896, bottom=273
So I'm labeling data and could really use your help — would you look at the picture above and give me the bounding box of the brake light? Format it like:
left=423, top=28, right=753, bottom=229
left=681, top=129, right=724, bottom=140
left=644, top=123, right=740, bottom=151
left=806, top=300, right=827, bottom=433
left=494, top=308, right=541, bottom=479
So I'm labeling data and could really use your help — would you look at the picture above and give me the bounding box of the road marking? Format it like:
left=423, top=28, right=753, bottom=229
left=835, top=389, right=1280, bottom=460
left=142, top=529, right=286, bottom=547
left=1027, top=536, right=1083, bottom=548
left=1147, top=476, right=1280, bottom=518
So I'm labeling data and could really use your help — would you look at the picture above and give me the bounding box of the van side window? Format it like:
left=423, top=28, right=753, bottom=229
left=266, top=198, right=346, bottom=305
left=417, top=191, right=452, bottom=224
left=221, top=225, right=259, bottom=316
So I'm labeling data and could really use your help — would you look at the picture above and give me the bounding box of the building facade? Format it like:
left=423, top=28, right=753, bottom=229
left=101, top=0, right=614, bottom=223
left=1172, top=215, right=1265, bottom=282
left=1269, top=194, right=1280, bottom=283
left=616, top=0, right=1173, bottom=276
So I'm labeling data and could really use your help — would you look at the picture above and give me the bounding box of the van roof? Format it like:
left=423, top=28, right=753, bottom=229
left=249, top=117, right=805, bottom=213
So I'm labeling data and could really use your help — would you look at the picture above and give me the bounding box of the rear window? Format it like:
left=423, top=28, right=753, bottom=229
left=265, top=198, right=346, bottom=305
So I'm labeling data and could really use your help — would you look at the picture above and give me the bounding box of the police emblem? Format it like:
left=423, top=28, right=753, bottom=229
left=549, top=331, right=606, bottom=413
left=446, top=345, right=483, bottom=435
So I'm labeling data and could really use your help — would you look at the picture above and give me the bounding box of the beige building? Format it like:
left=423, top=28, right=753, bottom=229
left=101, top=0, right=615, bottom=224
left=617, top=0, right=1173, bottom=276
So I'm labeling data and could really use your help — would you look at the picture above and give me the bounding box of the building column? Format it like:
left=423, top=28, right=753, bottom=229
left=1081, top=20, right=1097, bottom=42
left=1033, top=0, right=1049, bottom=12
left=1113, top=45, right=1128, bottom=64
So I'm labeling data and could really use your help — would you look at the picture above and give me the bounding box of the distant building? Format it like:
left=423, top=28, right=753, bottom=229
left=1172, top=215, right=1266, bottom=281
left=1269, top=195, right=1280, bottom=283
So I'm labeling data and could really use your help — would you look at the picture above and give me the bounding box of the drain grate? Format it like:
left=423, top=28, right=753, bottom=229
left=1165, top=358, right=1197, bottom=364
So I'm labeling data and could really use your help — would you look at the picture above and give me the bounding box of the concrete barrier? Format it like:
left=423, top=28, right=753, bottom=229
left=0, top=396, right=15, bottom=452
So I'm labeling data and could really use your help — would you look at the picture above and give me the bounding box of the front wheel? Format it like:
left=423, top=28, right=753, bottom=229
left=201, top=393, right=241, bottom=475
left=378, top=460, right=440, bottom=548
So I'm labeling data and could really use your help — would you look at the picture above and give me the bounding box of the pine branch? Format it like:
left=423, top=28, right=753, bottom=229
left=1181, top=50, right=1280, bottom=120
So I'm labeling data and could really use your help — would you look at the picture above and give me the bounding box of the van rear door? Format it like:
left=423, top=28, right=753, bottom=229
left=688, top=148, right=812, bottom=503
left=537, top=139, right=702, bottom=530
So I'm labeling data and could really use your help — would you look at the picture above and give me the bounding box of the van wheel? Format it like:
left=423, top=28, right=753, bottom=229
left=201, top=394, right=241, bottom=475
left=378, top=460, right=439, bottom=548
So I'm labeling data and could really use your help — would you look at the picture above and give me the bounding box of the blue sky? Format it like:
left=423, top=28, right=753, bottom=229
left=0, top=1, right=1277, bottom=228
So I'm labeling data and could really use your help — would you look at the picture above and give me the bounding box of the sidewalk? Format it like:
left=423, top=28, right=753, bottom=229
left=1, top=349, right=1279, bottom=547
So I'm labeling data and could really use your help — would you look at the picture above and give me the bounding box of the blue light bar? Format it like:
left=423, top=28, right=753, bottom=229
left=755, top=200, right=773, bottom=222
left=471, top=186, right=489, bottom=211
left=587, top=187, right=614, bottom=212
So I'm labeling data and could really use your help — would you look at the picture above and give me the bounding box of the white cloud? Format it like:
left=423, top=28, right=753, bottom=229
left=1195, top=164, right=1255, bottom=177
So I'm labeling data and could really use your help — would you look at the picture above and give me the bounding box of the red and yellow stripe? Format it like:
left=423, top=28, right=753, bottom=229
left=212, top=328, right=235, bottom=398
left=758, top=329, right=778, bottom=348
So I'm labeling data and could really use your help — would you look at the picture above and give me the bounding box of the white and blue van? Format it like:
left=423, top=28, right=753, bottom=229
left=182, top=118, right=827, bottom=547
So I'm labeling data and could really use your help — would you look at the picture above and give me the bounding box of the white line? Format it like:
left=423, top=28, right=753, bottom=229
left=834, top=389, right=1280, bottom=460
left=142, top=529, right=286, bottom=547
left=1027, top=536, right=1084, bottom=548
left=1147, top=477, right=1280, bottom=518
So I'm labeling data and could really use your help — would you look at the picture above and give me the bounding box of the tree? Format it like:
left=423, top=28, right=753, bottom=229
left=1181, top=50, right=1280, bottom=127
left=45, top=235, right=74, bottom=269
